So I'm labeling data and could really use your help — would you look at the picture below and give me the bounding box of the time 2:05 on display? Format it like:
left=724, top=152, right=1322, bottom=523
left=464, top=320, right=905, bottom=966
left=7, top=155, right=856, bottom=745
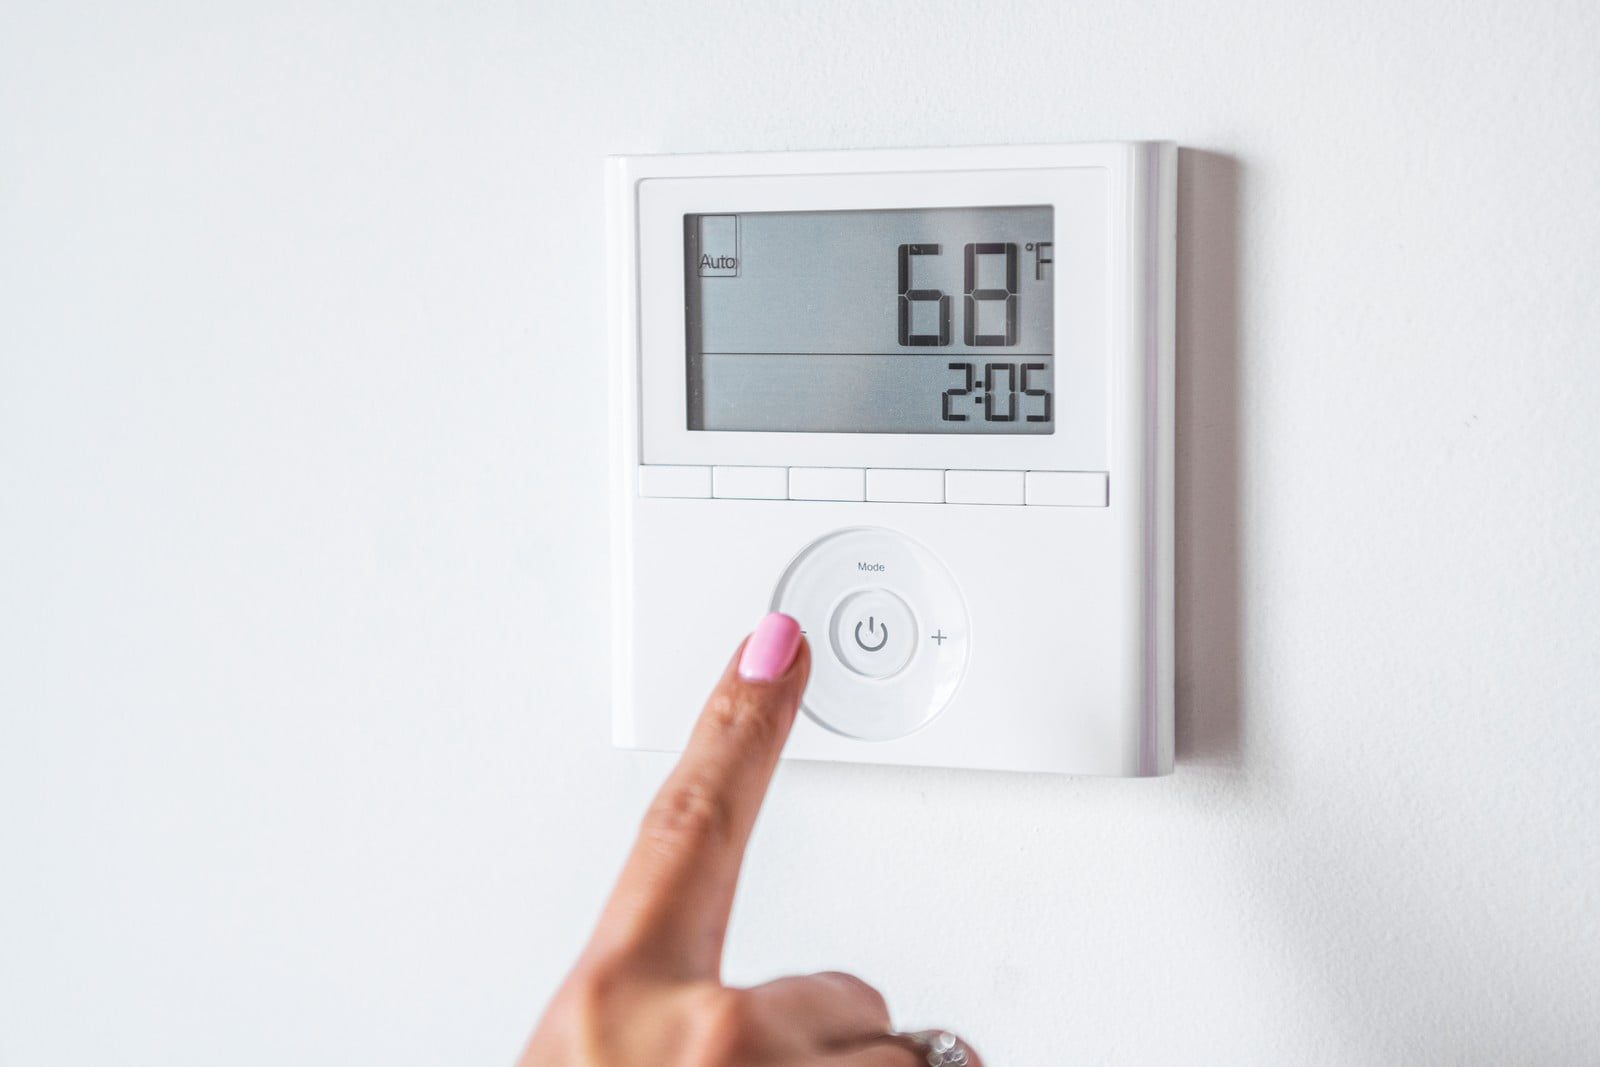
left=942, top=361, right=1051, bottom=423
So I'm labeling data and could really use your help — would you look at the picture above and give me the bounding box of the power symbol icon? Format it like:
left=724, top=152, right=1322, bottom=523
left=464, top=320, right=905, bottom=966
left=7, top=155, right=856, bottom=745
left=854, top=616, right=889, bottom=652
left=830, top=589, right=914, bottom=679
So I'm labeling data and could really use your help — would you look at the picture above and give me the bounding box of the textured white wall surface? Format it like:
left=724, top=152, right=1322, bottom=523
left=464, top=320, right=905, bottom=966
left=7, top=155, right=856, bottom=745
left=3, top=2, right=1598, bottom=1063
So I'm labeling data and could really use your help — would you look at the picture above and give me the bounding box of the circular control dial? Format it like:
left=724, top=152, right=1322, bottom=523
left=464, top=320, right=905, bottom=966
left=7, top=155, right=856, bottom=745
left=771, top=527, right=969, bottom=741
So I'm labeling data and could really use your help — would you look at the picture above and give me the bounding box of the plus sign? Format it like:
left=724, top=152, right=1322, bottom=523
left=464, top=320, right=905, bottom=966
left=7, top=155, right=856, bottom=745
left=931, top=630, right=947, bottom=645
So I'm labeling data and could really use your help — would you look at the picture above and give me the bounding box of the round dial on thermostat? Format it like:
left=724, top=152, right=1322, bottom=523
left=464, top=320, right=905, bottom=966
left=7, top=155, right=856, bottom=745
left=771, top=527, right=969, bottom=741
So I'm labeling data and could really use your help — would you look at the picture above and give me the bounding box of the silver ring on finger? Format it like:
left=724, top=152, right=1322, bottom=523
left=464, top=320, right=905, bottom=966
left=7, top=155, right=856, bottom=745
left=887, top=1029, right=972, bottom=1066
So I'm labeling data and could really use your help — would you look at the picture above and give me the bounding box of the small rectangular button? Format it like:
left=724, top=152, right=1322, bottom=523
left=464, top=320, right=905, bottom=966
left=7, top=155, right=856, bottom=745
left=712, top=465, right=788, bottom=499
left=1025, top=470, right=1109, bottom=507
left=638, top=465, right=711, bottom=498
left=788, top=467, right=865, bottom=501
left=866, top=468, right=945, bottom=503
left=945, top=469, right=1025, bottom=505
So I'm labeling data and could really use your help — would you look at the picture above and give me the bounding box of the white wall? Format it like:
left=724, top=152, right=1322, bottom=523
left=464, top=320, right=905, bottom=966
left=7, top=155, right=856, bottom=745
left=3, top=1, right=1597, bottom=1063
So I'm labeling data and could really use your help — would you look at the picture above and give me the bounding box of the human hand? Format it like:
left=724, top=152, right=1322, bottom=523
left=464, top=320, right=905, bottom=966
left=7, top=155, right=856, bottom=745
left=519, top=613, right=981, bottom=1066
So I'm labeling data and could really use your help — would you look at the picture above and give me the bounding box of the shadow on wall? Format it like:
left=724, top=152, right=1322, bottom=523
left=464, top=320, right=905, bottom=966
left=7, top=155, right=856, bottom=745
left=1174, top=149, right=1244, bottom=769
left=1166, top=153, right=1598, bottom=1060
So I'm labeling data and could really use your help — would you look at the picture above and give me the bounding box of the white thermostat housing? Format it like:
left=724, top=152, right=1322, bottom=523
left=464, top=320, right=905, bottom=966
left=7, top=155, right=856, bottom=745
left=607, top=142, right=1175, bottom=776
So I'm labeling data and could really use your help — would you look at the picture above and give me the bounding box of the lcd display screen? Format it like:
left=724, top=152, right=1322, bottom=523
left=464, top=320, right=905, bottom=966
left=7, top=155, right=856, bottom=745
left=685, top=206, right=1055, bottom=434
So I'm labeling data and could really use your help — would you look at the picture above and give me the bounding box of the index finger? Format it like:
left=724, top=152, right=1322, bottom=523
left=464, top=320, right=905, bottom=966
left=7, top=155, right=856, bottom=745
left=590, top=613, right=809, bottom=978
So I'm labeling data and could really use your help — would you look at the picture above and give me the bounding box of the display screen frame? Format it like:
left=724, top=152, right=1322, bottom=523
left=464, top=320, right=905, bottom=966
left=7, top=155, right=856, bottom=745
left=685, top=204, right=1059, bottom=435
left=636, top=165, right=1111, bottom=471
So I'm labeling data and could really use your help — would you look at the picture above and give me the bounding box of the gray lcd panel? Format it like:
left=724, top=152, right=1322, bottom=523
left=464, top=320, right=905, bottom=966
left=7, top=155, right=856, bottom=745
left=685, top=206, right=1055, bottom=434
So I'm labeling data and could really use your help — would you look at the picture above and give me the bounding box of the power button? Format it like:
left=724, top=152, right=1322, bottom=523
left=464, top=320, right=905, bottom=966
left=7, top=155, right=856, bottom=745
left=830, top=589, right=916, bottom=679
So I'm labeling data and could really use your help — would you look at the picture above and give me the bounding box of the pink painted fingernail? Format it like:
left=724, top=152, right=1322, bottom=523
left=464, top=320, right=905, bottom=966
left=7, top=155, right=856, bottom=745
left=738, top=613, right=802, bottom=682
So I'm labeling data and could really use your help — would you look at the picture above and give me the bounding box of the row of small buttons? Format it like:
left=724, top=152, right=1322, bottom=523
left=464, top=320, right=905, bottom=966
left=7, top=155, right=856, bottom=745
left=637, top=465, right=1108, bottom=507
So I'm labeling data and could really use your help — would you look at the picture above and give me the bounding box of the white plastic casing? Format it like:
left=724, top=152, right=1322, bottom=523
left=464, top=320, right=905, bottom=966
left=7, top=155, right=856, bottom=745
left=608, top=143, right=1175, bottom=776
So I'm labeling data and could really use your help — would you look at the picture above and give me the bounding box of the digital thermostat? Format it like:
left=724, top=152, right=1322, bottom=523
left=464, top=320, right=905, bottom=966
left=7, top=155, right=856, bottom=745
left=607, top=143, right=1175, bottom=776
